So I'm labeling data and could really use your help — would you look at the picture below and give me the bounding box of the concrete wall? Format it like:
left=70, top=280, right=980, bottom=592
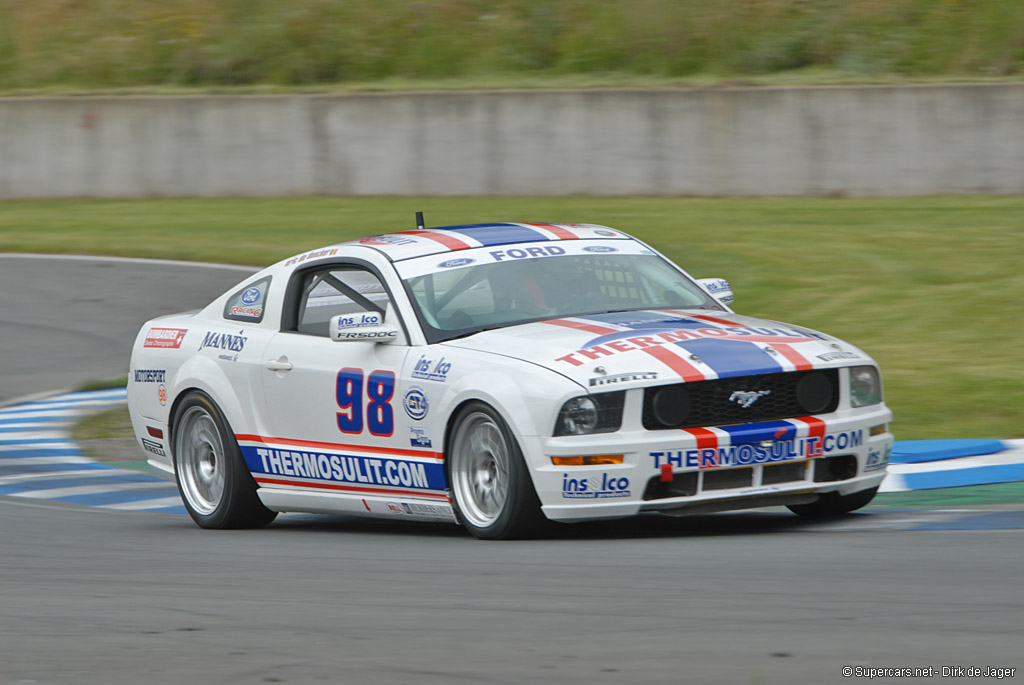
left=1, top=84, right=1023, bottom=198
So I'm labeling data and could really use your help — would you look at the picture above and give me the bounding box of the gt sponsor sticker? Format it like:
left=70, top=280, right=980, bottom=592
left=561, top=473, right=631, bottom=499
left=143, top=328, right=187, bottom=349
left=403, top=387, right=429, bottom=420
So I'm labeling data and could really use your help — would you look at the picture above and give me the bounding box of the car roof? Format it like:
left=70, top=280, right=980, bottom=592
left=339, top=222, right=633, bottom=262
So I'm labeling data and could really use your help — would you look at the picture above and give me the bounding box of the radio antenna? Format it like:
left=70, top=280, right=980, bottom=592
left=415, top=211, right=425, bottom=230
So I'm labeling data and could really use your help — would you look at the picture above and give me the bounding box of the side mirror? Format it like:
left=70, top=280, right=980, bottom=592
left=697, top=278, right=734, bottom=306
left=329, top=312, right=399, bottom=343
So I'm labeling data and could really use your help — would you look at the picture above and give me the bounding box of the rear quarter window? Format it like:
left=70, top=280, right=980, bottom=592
left=223, top=277, right=271, bottom=323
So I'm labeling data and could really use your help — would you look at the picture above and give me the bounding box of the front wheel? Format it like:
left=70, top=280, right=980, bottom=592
left=787, top=486, right=879, bottom=517
left=172, top=391, right=276, bottom=529
left=447, top=402, right=545, bottom=540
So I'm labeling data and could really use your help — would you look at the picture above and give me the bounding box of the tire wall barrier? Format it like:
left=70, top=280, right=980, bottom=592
left=2, top=84, right=1023, bottom=198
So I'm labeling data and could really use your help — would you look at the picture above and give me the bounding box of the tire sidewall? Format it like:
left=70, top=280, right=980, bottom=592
left=446, top=401, right=540, bottom=540
left=172, top=391, right=248, bottom=528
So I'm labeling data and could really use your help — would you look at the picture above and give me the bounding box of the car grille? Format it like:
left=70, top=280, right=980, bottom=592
left=641, top=369, right=840, bottom=430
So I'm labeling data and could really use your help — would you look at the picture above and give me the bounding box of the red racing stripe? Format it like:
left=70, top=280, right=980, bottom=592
left=690, top=313, right=737, bottom=327
left=793, top=416, right=827, bottom=458
left=544, top=318, right=619, bottom=335
left=255, top=476, right=450, bottom=500
left=642, top=345, right=706, bottom=382
left=682, top=427, right=719, bottom=450
left=236, top=433, right=443, bottom=460
left=522, top=222, right=579, bottom=240
left=771, top=343, right=813, bottom=371
left=392, top=230, right=473, bottom=251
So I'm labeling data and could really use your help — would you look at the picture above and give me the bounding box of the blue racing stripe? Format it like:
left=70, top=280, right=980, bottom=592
left=902, top=464, right=1024, bottom=490
left=672, top=338, right=783, bottom=379
left=717, top=421, right=796, bottom=445
left=0, top=426, right=67, bottom=433
left=444, top=224, right=549, bottom=246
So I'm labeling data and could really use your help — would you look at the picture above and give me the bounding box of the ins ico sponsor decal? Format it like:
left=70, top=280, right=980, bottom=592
left=561, top=473, right=631, bottom=499
left=248, top=446, right=443, bottom=492
left=411, top=355, right=451, bottom=382
left=650, top=430, right=864, bottom=469
left=143, top=328, right=187, bottom=349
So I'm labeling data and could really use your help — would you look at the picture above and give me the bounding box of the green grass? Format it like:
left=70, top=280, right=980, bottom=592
left=3, top=195, right=1022, bottom=441
left=3, top=0, right=1024, bottom=91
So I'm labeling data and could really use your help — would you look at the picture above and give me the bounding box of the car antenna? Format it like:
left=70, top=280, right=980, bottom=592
left=415, top=211, right=425, bottom=230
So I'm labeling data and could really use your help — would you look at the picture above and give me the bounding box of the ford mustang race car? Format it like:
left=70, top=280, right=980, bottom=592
left=128, top=221, right=892, bottom=539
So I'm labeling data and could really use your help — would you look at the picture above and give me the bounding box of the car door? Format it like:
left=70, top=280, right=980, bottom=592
left=249, top=261, right=447, bottom=505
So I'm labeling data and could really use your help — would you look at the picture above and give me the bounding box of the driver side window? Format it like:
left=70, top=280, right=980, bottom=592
left=296, top=268, right=392, bottom=337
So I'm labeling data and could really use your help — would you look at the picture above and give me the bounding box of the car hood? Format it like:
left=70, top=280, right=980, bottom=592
left=442, top=309, right=868, bottom=390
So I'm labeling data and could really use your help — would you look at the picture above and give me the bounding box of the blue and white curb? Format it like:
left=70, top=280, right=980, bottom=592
left=0, top=388, right=185, bottom=514
left=880, top=439, right=1024, bottom=492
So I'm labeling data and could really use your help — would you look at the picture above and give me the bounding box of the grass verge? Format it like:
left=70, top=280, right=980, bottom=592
left=4, top=195, right=1022, bottom=441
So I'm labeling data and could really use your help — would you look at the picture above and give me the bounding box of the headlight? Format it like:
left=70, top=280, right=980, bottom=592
left=849, top=366, right=882, bottom=407
left=554, top=391, right=625, bottom=436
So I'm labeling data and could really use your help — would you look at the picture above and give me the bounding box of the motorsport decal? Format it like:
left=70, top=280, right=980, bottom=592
left=589, top=371, right=658, bottom=387
left=650, top=429, right=864, bottom=470
left=143, top=327, right=187, bottom=349
left=133, top=369, right=166, bottom=383
left=284, top=247, right=339, bottom=266
left=241, top=444, right=446, bottom=496
left=411, top=355, right=451, bottom=382
left=229, top=305, right=263, bottom=317
left=561, top=473, right=631, bottom=499
left=403, top=387, right=429, bottom=420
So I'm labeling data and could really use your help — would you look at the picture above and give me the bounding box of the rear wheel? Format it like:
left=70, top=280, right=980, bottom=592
left=172, top=391, right=276, bottom=529
left=787, top=486, right=879, bottom=517
left=447, top=402, right=545, bottom=540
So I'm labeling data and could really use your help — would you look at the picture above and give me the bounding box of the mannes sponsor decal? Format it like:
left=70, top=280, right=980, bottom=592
left=198, top=330, right=248, bottom=353
left=143, top=328, right=187, bottom=349
left=650, top=429, right=864, bottom=469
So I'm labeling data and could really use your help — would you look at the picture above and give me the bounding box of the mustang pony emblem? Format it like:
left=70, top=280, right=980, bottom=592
left=729, top=390, right=771, bottom=408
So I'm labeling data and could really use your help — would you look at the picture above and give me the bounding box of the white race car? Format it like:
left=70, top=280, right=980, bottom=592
left=128, top=221, right=893, bottom=539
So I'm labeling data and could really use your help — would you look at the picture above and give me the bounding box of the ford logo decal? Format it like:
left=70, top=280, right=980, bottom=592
left=582, top=245, right=617, bottom=253
left=240, top=287, right=262, bottom=305
left=438, top=258, right=475, bottom=268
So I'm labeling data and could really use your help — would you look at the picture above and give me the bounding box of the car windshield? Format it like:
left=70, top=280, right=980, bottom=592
left=400, top=251, right=720, bottom=343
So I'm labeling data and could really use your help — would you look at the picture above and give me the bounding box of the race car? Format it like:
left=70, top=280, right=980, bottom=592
left=127, top=221, right=893, bottom=539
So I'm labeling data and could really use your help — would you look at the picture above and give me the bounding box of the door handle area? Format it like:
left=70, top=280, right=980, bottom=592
left=266, top=357, right=293, bottom=372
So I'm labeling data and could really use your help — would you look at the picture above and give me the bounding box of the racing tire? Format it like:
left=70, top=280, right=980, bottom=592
left=447, top=402, right=546, bottom=540
left=172, top=391, right=277, bottom=529
left=787, top=486, right=879, bottom=517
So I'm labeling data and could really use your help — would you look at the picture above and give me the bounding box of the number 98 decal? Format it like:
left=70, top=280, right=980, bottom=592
left=336, top=368, right=395, bottom=437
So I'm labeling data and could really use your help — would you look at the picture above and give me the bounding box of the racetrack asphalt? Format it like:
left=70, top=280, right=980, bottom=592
left=1, top=255, right=1021, bottom=685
